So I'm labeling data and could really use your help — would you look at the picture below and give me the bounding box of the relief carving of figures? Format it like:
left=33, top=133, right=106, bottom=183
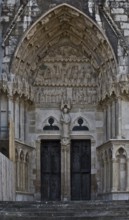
left=60, top=100, right=71, bottom=146
left=37, top=87, right=67, bottom=103
left=35, top=62, right=96, bottom=87
left=61, top=63, right=67, bottom=83
left=44, top=67, right=52, bottom=84
left=72, top=87, right=97, bottom=104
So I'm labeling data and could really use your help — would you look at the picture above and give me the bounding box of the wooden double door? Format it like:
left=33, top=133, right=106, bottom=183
left=41, top=140, right=91, bottom=201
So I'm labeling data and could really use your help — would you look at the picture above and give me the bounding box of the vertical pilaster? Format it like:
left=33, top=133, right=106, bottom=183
left=20, top=100, right=24, bottom=141
left=15, top=97, right=19, bottom=139
left=101, top=161, right=104, bottom=193
left=35, top=140, right=41, bottom=200
left=104, top=108, right=107, bottom=142
left=107, top=104, right=111, bottom=140
left=61, top=142, right=71, bottom=201
left=111, top=159, right=119, bottom=192
left=103, top=159, right=107, bottom=193
left=22, top=152, right=26, bottom=191
left=126, top=158, right=129, bottom=191
left=16, top=149, right=20, bottom=191
left=24, top=102, right=27, bottom=141
left=8, top=95, right=15, bottom=162
left=107, top=158, right=110, bottom=192
left=116, top=98, right=122, bottom=139
left=112, top=100, right=116, bottom=138
left=8, top=95, right=14, bottom=120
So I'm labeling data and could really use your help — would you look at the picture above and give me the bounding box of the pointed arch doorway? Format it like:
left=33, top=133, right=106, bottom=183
left=11, top=2, right=117, bottom=202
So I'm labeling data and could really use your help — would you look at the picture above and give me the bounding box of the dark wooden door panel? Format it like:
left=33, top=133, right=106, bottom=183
left=41, top=140, right=61, bottom=201
left=71, top=140, right=91, bottom=200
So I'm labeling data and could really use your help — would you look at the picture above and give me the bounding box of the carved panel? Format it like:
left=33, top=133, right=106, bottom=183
left=36, top=86, right=97, bottom=105
left=36, top=87, right=67, bottom=103
left=35, top=62, right=96, bottom=87
left=72, top=87, right=97, bottom=104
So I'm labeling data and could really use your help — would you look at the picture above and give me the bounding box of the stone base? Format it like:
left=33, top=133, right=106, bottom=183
left=98, top=192, right=129, bottom=200
left=16, top=191, right=34, bottom=201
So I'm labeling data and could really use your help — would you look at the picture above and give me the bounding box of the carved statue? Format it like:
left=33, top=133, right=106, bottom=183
left=60, top=100, right=71, bottom=145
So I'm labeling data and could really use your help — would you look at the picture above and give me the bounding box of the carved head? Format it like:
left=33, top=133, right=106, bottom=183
left=63, top=105, right=68, bottom=113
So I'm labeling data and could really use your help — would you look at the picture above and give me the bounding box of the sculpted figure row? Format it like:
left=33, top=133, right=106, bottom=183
left=36, top=63, right=97, bottom=86
left=36, top=87, right=97, bottom=104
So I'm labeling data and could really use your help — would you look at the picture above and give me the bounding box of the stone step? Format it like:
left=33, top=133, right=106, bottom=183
left=0, top=217, right=129, bottom=220
left=0, top=201, right=129, bottom=220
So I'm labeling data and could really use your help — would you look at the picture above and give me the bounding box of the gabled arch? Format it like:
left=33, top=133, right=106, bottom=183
left=11, top=3, right=117, bottom=101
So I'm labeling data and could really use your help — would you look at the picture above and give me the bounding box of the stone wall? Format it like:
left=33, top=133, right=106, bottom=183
left=1, top=0, right=129, bottom=78
left=0, top=0, right=129, bottom=201
left=0, top=153, right=15, bottom=201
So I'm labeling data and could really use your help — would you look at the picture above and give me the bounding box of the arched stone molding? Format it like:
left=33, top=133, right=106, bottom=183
left=71, top=116, right=90, bottom=131
left=116, top=147, right=127, bottom=192
left=114, top=145, right=127, bottom=159
left=10, top=3, right=117, bottom=103
left=42, top=116, right=60, bottom=131
left=15, top=147, right=30, bottom=192
left=15, top=140, right=33, bottom=196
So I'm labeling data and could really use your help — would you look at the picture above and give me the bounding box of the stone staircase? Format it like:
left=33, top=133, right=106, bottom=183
left=0, top=201, right=129, bottom=220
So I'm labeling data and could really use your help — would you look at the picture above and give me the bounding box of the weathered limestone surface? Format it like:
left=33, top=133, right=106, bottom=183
left=0, top=153, right=15, bottom=201
left=0, top=0, right=129, bottom=202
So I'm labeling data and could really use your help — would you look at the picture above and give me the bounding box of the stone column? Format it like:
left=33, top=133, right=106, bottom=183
left=15, top=97, right=20, bottom=139
left=20, top=151, right=24, bottom=191
left=8, top=95, right=14, bottom=120
left=22, top=151, right=27, bottom=191
left=8, top=95, right=15, bottom=162
left=35, top=140, right=41, bottom=200
left=60, top=103, right=71, bottom=201
left=111, top=159, right=119, bottom=192
left=16, top=149, right=21, bottom=191
left=20, top=100, right=24, bottom=141
left=101, top=161, right=104, bottom=193
left=25, top=153, right=29, bottom=192
left=103, top=159, right=107, bottom=193
left=126, top=158, right=129, bottom=191
left=61, top=140, right=71, bottom=201
left=112, top=100, right=116, bottom=138
left=104, top=108, right=107, bottom=142
left=107, top=156, right=112, bottom=192
left=24, top=102, right=27, bottom=141
left=116, top=98, right=122, bottom=139
left=107, top=159, right=110, bottom=192
left=107, top=104, right=111, bottom=140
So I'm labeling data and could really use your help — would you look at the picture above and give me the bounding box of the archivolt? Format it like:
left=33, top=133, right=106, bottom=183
left=11, top=3, right=117, bottom=100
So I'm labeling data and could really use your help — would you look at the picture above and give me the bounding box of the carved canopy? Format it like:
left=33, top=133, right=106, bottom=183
left=11, top=3, right=117, bottom=102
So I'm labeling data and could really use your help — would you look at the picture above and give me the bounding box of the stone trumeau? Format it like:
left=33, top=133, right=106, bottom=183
left=0, top=0, right=129, bottom=202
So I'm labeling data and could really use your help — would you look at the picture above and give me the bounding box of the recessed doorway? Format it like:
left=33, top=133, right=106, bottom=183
left=41, top=140, right=61, bottom=201
left=71, top=140, right=91, bottom=200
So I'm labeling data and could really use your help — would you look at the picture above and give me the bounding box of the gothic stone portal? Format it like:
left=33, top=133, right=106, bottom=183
left=41, top=139, right=91, bottom=201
